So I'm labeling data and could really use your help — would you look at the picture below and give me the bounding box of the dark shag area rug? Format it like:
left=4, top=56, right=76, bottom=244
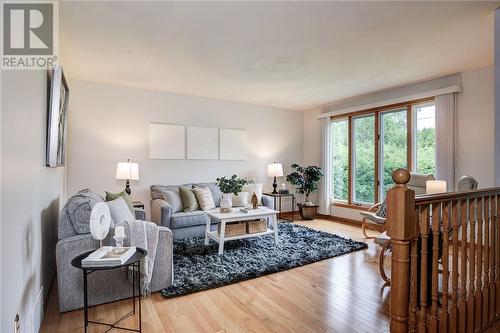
left=161, top=223, right=367, bottom=298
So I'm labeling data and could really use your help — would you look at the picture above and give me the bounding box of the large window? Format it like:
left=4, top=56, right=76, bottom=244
left=353, top=115, right=375, bottom=204
left=380, top=109, right=407, bottom=200
left=330, top=119, right=349, bottom=201
left=413, top=103, right=436, bottom=175
left=330, top=99, right=436, bottom=205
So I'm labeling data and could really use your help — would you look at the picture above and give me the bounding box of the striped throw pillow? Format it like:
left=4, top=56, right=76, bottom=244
left=193, top=187, right=216, bottom=211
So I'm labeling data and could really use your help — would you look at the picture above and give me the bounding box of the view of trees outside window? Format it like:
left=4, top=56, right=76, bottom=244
left=380, top=109, right=407, bottom=200
left=353, top=115, right=375, bottom=204
left=414, top=104, right=436, bottom=175
left=330, top=102, right=436, bottom=205
left=330, top=119, right=348, bottom=201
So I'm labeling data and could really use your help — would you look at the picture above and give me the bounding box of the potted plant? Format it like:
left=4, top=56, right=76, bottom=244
left=286, top=164, right=324, bottom=220
left=215, top=175, right=247, bottom=211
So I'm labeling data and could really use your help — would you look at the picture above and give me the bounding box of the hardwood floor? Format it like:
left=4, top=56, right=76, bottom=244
left=40, top=219, right=392, bottom=333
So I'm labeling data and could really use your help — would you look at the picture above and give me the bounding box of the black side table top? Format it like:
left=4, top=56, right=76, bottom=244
left=132, top=201, right=145, bottom=208
left=263, top=192, right=295, bottom=197
left=71, top=247, right=147, bottom=271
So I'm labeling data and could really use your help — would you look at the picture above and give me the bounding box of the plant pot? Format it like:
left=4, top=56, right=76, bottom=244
left=297, top=203, right=319, bottom=220
left=220, top=193, right=233, bottom=210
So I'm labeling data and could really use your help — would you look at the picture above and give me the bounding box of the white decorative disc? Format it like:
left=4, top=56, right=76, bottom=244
left=90, top=202, right=111, bottom=241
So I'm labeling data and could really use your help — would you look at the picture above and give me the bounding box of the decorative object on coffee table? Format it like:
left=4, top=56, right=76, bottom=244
left=215, top=175, right=247, bottom=213
left=297, top=203, right=319, bottom=220
left=286, top=164, right=323, bottom=220
left=263, top=192, right=296, bottom=222
left=267, top=162, right=283, bottom=194
left=116, top=159, right=139, bottom=195
left=251, top=193, right=259, bottom=209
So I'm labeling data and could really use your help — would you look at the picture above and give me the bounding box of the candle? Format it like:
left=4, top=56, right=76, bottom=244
left=280, top=183, right=286, bottom=190
left=115, top=226, right=125, bottom=238
left=426, top=180, right=447, bottom=194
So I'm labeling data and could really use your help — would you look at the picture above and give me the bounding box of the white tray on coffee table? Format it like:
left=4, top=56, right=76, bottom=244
left=205, top=207, right=279, bottom=255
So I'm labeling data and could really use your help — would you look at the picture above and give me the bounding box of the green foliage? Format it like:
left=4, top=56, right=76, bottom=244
left=286, top=164, right=324, bottom=200
left=331, top=110, right=436, bottom=203
left=215, top=175, right=247, bottom=195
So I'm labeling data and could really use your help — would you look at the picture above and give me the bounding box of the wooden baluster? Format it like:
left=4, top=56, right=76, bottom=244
left=450, top=200, right=460, bottom=332
left=495, top=195, right=500, bottom=316
left=441, top=201, right=450, bottom=332
left=467, top=199, right=476, bottom=333
left=429, top=202, right=441, bottom=333
left=476, top=197, right=483, bottom=330
left=419, top=205, right=430, bottom=333
left=459, top=199, right=468, bottom=333
left=489, top=196, right=497, bottom=321
left=409, top=207, right=420, bottom=333
left=491, top=195, right=497, bottom=321
left=387, top=169, right=418, bottom=333
left=409, top=230, right=419, bottom=333
left=483, top=196, right=490, bottom=324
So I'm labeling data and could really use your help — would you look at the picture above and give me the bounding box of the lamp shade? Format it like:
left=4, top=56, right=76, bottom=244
left=116, top=161, right=139, bottom=180
left=426, top=180, right=447, bottom=194
left=268, top=162, right=283, bottom=177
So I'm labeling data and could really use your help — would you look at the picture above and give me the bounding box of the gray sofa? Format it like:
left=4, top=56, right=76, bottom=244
left=151, top=183, right=274, bottom=240
left=56, top=189, right=173, bottom=312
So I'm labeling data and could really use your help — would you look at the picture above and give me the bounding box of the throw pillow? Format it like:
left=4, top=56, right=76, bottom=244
left=107, top=197, right=135, bottom=225
left=162, top=190, right=183, bottom=213
left=193, top=187, right=216, bottom=211
left=242, top=183, right=263, bottom=203
left=178, top=186, right=200, bottom=212
left=105, top=191, right=134, bottom=215
left=232, top=192, right=249, bottom=207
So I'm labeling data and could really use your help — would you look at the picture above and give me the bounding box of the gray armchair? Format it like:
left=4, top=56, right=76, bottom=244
left=56, top=189, right=173, bottom=312
left=457, top=175, right=478, bottom=191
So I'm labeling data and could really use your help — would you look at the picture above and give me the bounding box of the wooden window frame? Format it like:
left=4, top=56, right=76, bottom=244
left=330, top=97, right=434, bottom=209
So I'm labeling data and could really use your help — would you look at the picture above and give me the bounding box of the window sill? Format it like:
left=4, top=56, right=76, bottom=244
left=331, top=202, right=370, bottom=211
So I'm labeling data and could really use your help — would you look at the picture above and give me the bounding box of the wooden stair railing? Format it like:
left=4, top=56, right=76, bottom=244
left=387, top=169, right=500, bottom=333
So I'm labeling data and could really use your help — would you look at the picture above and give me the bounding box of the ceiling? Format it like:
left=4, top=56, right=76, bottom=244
left=59, top=1, right=498, bottom=111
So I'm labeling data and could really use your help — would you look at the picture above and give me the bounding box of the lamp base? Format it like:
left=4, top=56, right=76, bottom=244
left=125, top=180, right=131, bottom=195
left=272, top=177, right=278, bottom=194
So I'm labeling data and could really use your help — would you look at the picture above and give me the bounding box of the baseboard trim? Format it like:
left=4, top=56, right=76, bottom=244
left=316, top=214, right=362, bottom=228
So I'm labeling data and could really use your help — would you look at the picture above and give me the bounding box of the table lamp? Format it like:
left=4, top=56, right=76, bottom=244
left=268, top=162, right=283, bottom=194
left=116, top=159, right=139, bottom=195
left=426, top=180, right=447, bottom=194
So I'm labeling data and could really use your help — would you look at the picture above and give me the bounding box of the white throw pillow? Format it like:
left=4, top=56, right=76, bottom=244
left=242, top=183, right=263, bottom=202
left=107, top=197, right=135, bottom=225
left=193, top=187, right=216, bottom=211
left=232, top=192, right=249, bottom=207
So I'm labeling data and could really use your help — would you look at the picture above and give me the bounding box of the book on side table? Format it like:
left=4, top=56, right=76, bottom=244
left=82, top=246, right=136, bottom=267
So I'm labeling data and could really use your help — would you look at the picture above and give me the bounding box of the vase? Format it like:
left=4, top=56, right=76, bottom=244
left=220, top=193, right=233, bottom=210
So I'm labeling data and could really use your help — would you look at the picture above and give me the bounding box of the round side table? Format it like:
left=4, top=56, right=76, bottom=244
left=71, top=247, right=147, bottom=333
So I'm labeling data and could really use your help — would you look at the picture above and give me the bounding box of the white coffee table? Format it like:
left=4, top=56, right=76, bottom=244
left=205, top=207, right=280, bottom=255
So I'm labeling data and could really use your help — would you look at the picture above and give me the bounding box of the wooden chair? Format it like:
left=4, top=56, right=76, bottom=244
left=360, top=199, right=386, bottom=239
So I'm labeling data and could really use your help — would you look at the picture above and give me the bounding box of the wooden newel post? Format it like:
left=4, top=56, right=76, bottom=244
left=387, top=169, right=417, bottom=333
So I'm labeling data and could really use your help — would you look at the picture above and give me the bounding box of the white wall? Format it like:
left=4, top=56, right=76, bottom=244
left=305, top=66, right=495, bottom=221
left=303, top=109, right=321, bottom=205
left=457, top=66, right=495, bottom=187
left=66, top=80, right=304, bottom=216
left=1, top=71, right=65, bottom=332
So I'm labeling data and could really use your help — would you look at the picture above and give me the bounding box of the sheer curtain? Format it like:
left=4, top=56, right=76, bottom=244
left=319, top=117, right=331, bottom=215
left=435, top=93, right=458, bottom=190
